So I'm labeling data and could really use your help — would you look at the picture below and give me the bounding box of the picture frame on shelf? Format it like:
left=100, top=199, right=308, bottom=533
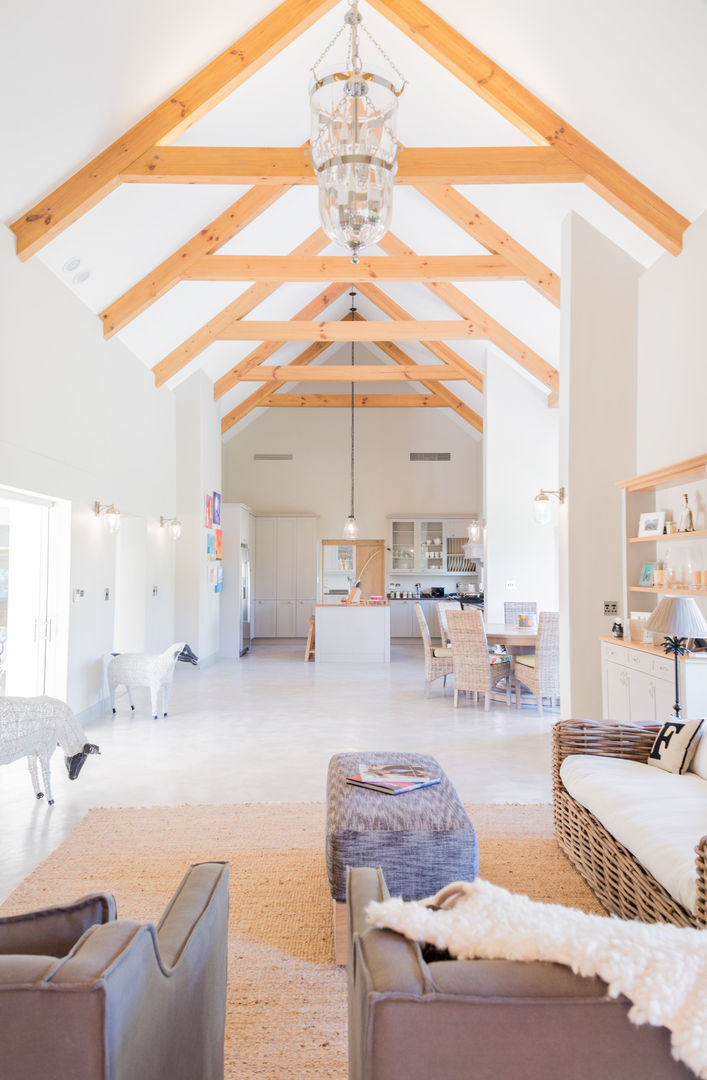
left=638, top=562, right=656, bottom=587
left=637, top=511, right=665, bottom=538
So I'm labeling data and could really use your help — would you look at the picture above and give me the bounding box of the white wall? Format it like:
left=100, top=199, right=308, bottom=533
left=559, top=213, right=643, bottom=721
left=0, top=226, right=176, bottom=716
left=174, top=371, right=222, bottom=662
left=484, top=349, right=559, bottom=623
left=221, top=395, right=483, bottom=550
left=637, top=210, right=707, bottom=472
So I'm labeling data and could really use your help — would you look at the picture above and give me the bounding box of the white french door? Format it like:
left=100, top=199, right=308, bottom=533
left=0, top=491, right=68, bottom=698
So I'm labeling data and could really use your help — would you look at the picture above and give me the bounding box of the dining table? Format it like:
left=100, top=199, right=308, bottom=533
left=484, top=623, right=539, bottom=648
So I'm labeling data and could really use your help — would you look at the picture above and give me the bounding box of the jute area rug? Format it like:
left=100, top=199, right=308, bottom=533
left=2, top=802, right=604, bottom=1079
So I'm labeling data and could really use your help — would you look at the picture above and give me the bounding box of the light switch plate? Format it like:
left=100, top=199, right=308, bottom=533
left=505, top=580, right=517, bottom=591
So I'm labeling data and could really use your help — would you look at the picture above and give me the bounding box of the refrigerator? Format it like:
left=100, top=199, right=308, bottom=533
left=239, top=543, right=251, bottom=655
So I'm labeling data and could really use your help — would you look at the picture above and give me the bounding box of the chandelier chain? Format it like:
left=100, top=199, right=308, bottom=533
left=359, top=23, right=407, bottom=86
left=310, top=21, right=347, bottom=81
left=349, top=288, right=357, bottom=520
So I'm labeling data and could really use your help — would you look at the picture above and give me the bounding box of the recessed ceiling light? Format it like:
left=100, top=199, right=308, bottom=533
left=62, top=256, right=81, bottom=273
left=73, top=269, right=91, bottom=285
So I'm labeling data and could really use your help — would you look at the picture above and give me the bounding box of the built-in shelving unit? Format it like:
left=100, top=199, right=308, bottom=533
left=618, top=453, right=707, bottom=624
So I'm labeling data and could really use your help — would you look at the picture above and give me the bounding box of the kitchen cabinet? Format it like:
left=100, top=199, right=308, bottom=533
left=388, top=517, right=482, bottom=576
left=389, top=598, right=440, bottom=640
left=601, top=639, right=707, bottom=723
left=252, top=599, right=276, bottom=639
left=253, top=515, right=318, bottom=638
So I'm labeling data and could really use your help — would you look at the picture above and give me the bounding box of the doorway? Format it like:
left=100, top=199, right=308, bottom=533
left=321, top=539, right=385, bottom=601
left=0, top=489, right=70, bottom=698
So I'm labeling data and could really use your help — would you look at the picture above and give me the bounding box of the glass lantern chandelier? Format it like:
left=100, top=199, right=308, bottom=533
left=309, top=0, right=405, bottom=264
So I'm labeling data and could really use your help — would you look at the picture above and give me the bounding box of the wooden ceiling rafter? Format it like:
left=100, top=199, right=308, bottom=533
left=414, top=184, right=560, bottom=306
left=10, top=0, right=340, bottom=259
left=355, top=283, right=483, bottom=393
left=212, top=282, right=351, bottom=399
left=121, top=145, right=584, bottom=185
left=181, top=254, right=522, bottom=283
left=220, top=315, right=483, bottom=435
left=215, top=320, right=486, bottom=342
left=378, top=232, right=559, bottom=395
left=367, top=0, right=689, bottom=254
left=152, top=227, right=330, bottom=387
left=258, top=393, right=446, bottom=407
left=225, top=364, right=470, bottom=381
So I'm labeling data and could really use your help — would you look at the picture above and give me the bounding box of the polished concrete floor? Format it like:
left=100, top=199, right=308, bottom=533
left=0, top=643, right=559, bottom=903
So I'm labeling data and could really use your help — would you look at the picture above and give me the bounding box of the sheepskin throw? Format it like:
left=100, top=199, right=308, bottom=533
left=366, top=879, right=707, bottom=1079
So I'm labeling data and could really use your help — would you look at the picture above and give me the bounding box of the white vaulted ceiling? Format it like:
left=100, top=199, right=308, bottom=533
left=2, top=0, right=706, bottom=439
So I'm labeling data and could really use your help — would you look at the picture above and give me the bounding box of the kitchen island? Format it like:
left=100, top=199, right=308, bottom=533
left=315, top=603, right=390, bottom=663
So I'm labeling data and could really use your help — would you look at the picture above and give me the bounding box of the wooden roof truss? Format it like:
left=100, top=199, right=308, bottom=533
left=10, top=0, right=690, bottom=433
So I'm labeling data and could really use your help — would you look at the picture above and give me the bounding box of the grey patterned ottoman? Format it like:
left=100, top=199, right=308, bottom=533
left=326, top=751, right=478, bottom=962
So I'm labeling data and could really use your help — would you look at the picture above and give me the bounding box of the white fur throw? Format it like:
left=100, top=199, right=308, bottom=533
left=366, top=879, right=707, bottom=1079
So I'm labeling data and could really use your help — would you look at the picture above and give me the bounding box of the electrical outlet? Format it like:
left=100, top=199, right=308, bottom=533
left=104, top=588, right=110, bottom=601
left=505, top=580, right=517, bottom=591
left=603, top=601, right=618, bottom=616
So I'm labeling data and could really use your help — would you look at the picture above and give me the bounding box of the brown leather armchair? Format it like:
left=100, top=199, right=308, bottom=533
left=0, top=861, right=229, bottom=1080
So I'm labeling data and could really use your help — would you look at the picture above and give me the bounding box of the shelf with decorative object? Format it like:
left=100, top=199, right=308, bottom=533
left=617, top=454, right=707, bottom=623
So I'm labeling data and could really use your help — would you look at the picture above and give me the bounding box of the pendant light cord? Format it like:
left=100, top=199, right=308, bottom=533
left=349, top=288, right=356, bottom=520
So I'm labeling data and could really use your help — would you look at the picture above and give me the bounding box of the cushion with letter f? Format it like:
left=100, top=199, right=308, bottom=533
left=647, top=718, right=704, bottom=774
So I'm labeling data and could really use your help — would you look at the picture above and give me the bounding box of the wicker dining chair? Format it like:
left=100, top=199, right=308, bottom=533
left=504, top=601, right=538, bottom=623
left=436, top=599, right=462, bottom=646
left=414, top=603, right=453, bottom=697
left=446, top=609, right=512, bottom=710
left=513, top=611, right=560, bottom=715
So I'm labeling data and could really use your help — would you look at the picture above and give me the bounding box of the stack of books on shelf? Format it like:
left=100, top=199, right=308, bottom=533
left=346, top=763, right=441, bottom=795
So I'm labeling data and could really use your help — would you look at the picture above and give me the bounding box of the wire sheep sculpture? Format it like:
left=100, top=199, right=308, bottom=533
left=0, top=696, right=100, bottom=805
left=107, top=642, right=198, bottom=719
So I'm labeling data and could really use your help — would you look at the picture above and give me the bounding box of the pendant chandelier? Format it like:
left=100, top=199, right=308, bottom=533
left=310, top=0, right=405, bottom=264
left=342, top=288, right=360, bottom=539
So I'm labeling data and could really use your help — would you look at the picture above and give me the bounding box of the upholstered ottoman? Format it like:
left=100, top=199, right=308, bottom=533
left=326, top=751, right=478, bottom=962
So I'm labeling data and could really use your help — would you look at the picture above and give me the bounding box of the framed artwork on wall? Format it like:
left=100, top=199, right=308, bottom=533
left=215, top=528, right=222, bottom=559
left=205, top=494, right=213, bottom=528
left=206, top=532, right=216, bottom=560
left=637, top=511, right=665, bottom=538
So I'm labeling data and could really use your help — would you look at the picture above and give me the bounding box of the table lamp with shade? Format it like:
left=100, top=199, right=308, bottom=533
left=645, top=596, right=707, bottom=718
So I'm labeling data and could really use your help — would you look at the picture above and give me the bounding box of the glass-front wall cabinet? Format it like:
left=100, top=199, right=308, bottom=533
left=389, top=518, right=478, bottom=575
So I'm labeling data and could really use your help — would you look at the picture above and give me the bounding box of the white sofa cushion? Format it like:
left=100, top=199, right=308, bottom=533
left=560, top=754, right=707, bottom=914
left=689, top=728, right=707, bottom=781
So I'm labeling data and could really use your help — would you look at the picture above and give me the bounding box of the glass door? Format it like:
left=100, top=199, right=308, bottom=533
left=391, top=521, right=415, bottom=571
left=420, top=521, right=444, bottom=572
left=0, top=496, right=50, bottom=696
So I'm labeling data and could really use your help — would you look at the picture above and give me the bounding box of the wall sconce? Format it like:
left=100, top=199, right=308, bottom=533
left=160, top=516, right=183, bottom=540
left=93, top=501, right=121, bottom=533
left=468, top=520, right=483, bottom=543
left=532, top=487, right=565, bottom=525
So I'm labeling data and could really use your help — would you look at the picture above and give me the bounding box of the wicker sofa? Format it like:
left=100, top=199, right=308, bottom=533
left=552, top=718, right=707, bottom=928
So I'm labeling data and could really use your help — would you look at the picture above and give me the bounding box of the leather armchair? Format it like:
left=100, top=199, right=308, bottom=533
left=0, top=861, right=229, bottom=1080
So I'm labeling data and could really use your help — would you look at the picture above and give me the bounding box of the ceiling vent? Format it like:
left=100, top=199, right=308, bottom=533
left=409, top=452, right=451, bottom=462
left=253, top=453, right=293, bottom=461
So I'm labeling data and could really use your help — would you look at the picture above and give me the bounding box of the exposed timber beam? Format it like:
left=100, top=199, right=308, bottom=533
left=367, top=0, right=689, bottom=253
left=9, top=0, right=339, bottom=259
left=378, top=232, right=559, bottom=393
left=211, top=285, right=349, bottom=399
left=221, top=321, right=483, bottom=434
left=183, top=254, right=520, bottom=283
left=355, top=283, right=483, bottom=393
left=257, top=394, right=445, bottom=407
left=152, top=230, right=331, bottom=387
left=415, top=184, right=560, bottom=306
left=216, top=320, right=485, bottom=342
left=100, top=147, right=308, bottom=336
left=121, top=145, right=585, bottom=185
left=226, top=365, right=468, bottom=382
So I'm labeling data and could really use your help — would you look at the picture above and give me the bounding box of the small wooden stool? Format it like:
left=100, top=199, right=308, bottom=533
left=304, top=616, right=316, bottom=661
